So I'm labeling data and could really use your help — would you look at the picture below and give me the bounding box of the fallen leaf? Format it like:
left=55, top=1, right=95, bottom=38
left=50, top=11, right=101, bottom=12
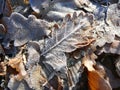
left=67, top=60, right=82, bottom=88
left=74, top=0, right=95, bottom=12
left=8, top=79, right=32, bottom=90
left=41, top=12, right=94, bottom=72
left=107, top=3, right=120, bottom=27
left=88, top=70, right=112, bottom=90
left=82, top=55, right=112, bottom=90
left=106, top=3, right=120, bottom=39
left=3, top=12, right=51, bottom=46
left=8, top=54, right=27, bottom=81
left=0, top=62, right=6, bottom=76
left=0, top=0, right=119, bottom=89
left=29, top=0, right=83, bottom=21
left=25, top=65, right=47, bottom=90
left=97, top=40, right=120, bottom=55
left=25, top=41, right=40, bottom=69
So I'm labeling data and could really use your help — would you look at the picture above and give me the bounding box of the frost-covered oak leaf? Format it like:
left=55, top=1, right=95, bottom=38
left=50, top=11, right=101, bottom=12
left=3, top=12, right=50, bottom=46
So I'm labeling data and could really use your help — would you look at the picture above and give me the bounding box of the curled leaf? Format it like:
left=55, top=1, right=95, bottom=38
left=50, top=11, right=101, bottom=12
left=8, top=54, right=27, bottom=81
left=75, top=37, right=95, bottom=48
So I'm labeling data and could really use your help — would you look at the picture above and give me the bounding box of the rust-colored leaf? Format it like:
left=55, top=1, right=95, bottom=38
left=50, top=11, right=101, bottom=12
left=88, top=70, right=112, bottom=90
left=82, top=55, right=112, bottom=90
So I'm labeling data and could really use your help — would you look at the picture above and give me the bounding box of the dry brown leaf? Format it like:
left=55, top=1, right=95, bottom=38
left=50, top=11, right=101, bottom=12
left=0, top=62, right=6, bottom=76
left=8, top=54, right=27, bottom=81
left=57, top=77, right=63, bottom=90
left=24, top=0, right=29, bottom=4
left=25, top=65, right=47, bottom=90
left=31, top=12, right=40, bottom=18
left=88, top=70, right=112, bottom=90
left=82, top=55, right=112, bottom=90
